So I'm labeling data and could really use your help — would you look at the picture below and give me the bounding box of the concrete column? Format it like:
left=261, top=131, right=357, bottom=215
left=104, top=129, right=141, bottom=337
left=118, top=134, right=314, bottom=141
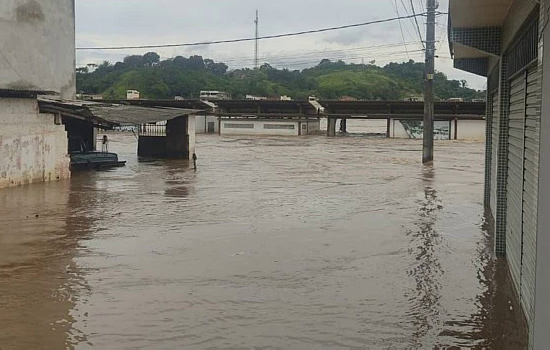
left=166, top=115, right=195, bottom=160
left=494, top=55, right=511, bottom=256
left=327, top=117, right=337, bottom=136
left=339, top=118, right=347, bottom=133
left=386, top=118, right=391, bottom=138
left=533, top=6, right=550, bottom=348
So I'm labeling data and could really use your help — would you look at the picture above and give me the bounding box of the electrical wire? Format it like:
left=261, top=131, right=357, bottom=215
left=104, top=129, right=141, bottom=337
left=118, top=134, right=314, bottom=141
left=409, top=0, right=425, bottom=48
left=393, top=0, right=411, bottom=60
left=76, top=13, right=426, bottom=51
left=76, top=42, right=422, bottom=69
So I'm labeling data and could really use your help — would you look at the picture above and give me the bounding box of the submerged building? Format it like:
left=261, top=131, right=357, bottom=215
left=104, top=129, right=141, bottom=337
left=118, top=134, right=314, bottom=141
left=448, top=0, right=550, bottom=347
left=0, top=0, right=76, bottom=188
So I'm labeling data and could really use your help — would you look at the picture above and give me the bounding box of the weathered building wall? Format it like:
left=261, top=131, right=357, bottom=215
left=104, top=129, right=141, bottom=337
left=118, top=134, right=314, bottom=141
left=0, top=0, right=76, bottom=189
left=0, top=99, right=69, bottom=188
left=0, top=0, right=76, bottom=99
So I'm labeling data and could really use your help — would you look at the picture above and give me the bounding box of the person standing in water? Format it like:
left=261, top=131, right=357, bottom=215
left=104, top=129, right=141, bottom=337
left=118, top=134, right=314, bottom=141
left=102, top=135, right=109, bottom=153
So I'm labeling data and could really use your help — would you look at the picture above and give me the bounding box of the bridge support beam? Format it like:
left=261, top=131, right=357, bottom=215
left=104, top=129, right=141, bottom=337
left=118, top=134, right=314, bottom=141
left=339, top=119, right=347, bottom=133
left=327, top=117, right=337, bottom=136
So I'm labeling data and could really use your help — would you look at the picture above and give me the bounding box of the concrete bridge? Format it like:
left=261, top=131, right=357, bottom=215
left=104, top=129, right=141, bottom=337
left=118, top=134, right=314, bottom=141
left=104, top=99, right=486, bottom=117
left=104, top=99, right=486, bottom=137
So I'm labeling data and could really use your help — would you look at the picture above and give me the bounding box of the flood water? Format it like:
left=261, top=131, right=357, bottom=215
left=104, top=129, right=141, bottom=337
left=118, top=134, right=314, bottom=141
left=0, top=127, right=528, bottom=349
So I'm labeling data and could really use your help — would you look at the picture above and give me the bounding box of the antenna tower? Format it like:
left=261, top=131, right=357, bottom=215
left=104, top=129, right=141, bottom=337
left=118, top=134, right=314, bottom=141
left=254, top=10, right=259, bottom=69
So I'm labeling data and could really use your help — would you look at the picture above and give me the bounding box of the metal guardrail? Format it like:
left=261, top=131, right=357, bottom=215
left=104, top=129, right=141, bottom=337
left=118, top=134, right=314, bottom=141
left=138, top=123, right=166, bottom=137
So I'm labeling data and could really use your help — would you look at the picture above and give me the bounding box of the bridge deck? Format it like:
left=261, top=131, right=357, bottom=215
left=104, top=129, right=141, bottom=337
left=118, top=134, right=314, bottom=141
left=102, top=99, right=486, bottom=118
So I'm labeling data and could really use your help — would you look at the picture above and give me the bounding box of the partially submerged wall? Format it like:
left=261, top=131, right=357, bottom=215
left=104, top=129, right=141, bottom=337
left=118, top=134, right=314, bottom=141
left=0, top=98, right=69, bottom=188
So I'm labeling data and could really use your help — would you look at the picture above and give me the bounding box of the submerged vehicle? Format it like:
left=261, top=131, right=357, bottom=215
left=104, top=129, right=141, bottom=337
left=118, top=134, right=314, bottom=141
left=68, top=137, right=126, bottom=170
left=70, top=151, right=126, bottom=170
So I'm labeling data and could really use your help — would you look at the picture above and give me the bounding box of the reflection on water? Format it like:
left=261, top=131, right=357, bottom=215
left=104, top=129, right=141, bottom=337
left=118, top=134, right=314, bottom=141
left=0, top=132, right=527, bottom=349
left=406, top=165, right=444, bottom=348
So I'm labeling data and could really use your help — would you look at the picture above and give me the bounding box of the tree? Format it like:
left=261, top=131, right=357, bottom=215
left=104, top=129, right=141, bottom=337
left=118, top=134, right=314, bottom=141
left=187, top=55, right=205, bottom=70
left=205, top=59, right=228, bottom=75
left=123, top=55, right=143, bottom=67
left=143, top=52, right=160, bottom=67
left=75, top=56, right=485, bottom=101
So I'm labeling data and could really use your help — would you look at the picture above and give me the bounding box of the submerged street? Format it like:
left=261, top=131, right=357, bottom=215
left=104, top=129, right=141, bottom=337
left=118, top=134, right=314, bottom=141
left=0, top=131, right=527, bottom=349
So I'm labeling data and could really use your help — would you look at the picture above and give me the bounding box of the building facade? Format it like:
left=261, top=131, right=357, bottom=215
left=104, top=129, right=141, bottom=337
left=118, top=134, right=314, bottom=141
left=449, top=0, right=550, bottom=348
left=220, top=119, right=321, bottom=136
left=0, top=0, right=76, bottom=188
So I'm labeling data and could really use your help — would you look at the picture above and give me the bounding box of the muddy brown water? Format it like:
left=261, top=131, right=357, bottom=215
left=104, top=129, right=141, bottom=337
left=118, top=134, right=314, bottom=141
left=0, top=130, right=527, bottom=349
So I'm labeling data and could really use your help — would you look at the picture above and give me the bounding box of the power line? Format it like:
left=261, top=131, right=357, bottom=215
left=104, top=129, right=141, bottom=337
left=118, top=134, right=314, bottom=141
left=409, top=0, right=425, bottom=48
left=231, top=50, right=424, bottom=68
left=76, top=41, right=422, bottom=68
left=240, top=42, right=419, bottom=62
left=76, top=13, right=426, bottom=51
left=393, top=0, right=411, bottom=60
left=398, top=0, right=421, bottom=46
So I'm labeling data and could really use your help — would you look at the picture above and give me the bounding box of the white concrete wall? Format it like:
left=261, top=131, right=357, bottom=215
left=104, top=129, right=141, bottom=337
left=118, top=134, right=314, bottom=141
left=0, top=98, right=69, bottom=188
left=195, top=116, right=219, bottom=134
left=456, top=120, right=486, bottom=141
left=389, top=119, right=410, bottom=138
left=0, top=0, right=76, bottom=98
left=221, top=120, right=300, bottom=136
left=389, top=119, right=485, bottom=140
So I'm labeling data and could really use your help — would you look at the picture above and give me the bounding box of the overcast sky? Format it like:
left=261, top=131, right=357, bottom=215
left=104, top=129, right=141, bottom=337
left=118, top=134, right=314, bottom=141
left=75, top=0, right=486, bottom=90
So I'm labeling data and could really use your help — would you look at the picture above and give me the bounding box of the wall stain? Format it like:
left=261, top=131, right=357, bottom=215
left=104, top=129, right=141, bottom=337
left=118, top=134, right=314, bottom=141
left=16, top=0, right=45, bottom=23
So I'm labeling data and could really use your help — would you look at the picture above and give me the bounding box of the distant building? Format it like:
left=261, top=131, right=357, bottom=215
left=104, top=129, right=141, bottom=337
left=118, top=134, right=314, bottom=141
left=220, top=119, right=320, bottom=136
left=404, top=96, right=423, bottom=102
left=77, top=93, right=103, bottom=101
left=245, top=94, right=268, bottom=101
left=446, top=97, right=464, bottom=102
left=339, top=96, right=358, bottom=101
left=280, top=95, right=293, bottom=101
left=127, top=90, right=140, bottom=100
left=200, top=91, right=231, bottom=101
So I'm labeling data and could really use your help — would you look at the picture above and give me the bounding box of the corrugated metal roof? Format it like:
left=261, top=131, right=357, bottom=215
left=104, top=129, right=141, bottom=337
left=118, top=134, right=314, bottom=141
left=37, top=96, right=202, bottom=127
left=87, top=105, right=201, bottom=125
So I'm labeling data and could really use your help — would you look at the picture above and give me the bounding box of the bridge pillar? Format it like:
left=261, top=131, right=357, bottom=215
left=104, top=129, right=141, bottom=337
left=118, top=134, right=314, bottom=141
left=327, top=117, right=337, bottom=136
left=339, top=119, right=347, bottom=133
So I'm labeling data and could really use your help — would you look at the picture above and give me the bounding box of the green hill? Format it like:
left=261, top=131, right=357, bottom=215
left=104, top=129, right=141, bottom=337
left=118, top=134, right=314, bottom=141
left=76, top=53, right=485, bottom=101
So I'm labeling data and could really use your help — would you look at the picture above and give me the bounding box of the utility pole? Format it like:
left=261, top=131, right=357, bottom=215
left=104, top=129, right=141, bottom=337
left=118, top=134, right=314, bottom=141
left=254, top=10, right=259, bottom=69
left=423, top=0, right=437, bottom=164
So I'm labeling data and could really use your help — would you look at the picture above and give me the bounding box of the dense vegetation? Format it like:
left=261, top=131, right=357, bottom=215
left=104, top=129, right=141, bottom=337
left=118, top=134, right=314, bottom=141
left=76, top=52, right=485, bottom=101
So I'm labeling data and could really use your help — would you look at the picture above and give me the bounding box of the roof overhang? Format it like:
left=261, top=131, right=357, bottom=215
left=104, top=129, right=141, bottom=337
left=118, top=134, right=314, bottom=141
left=38, top=96, right=203, bottom=129
left=449, top=0, right=513, bottom=29
left=448, top=0, right=513, bottom=76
